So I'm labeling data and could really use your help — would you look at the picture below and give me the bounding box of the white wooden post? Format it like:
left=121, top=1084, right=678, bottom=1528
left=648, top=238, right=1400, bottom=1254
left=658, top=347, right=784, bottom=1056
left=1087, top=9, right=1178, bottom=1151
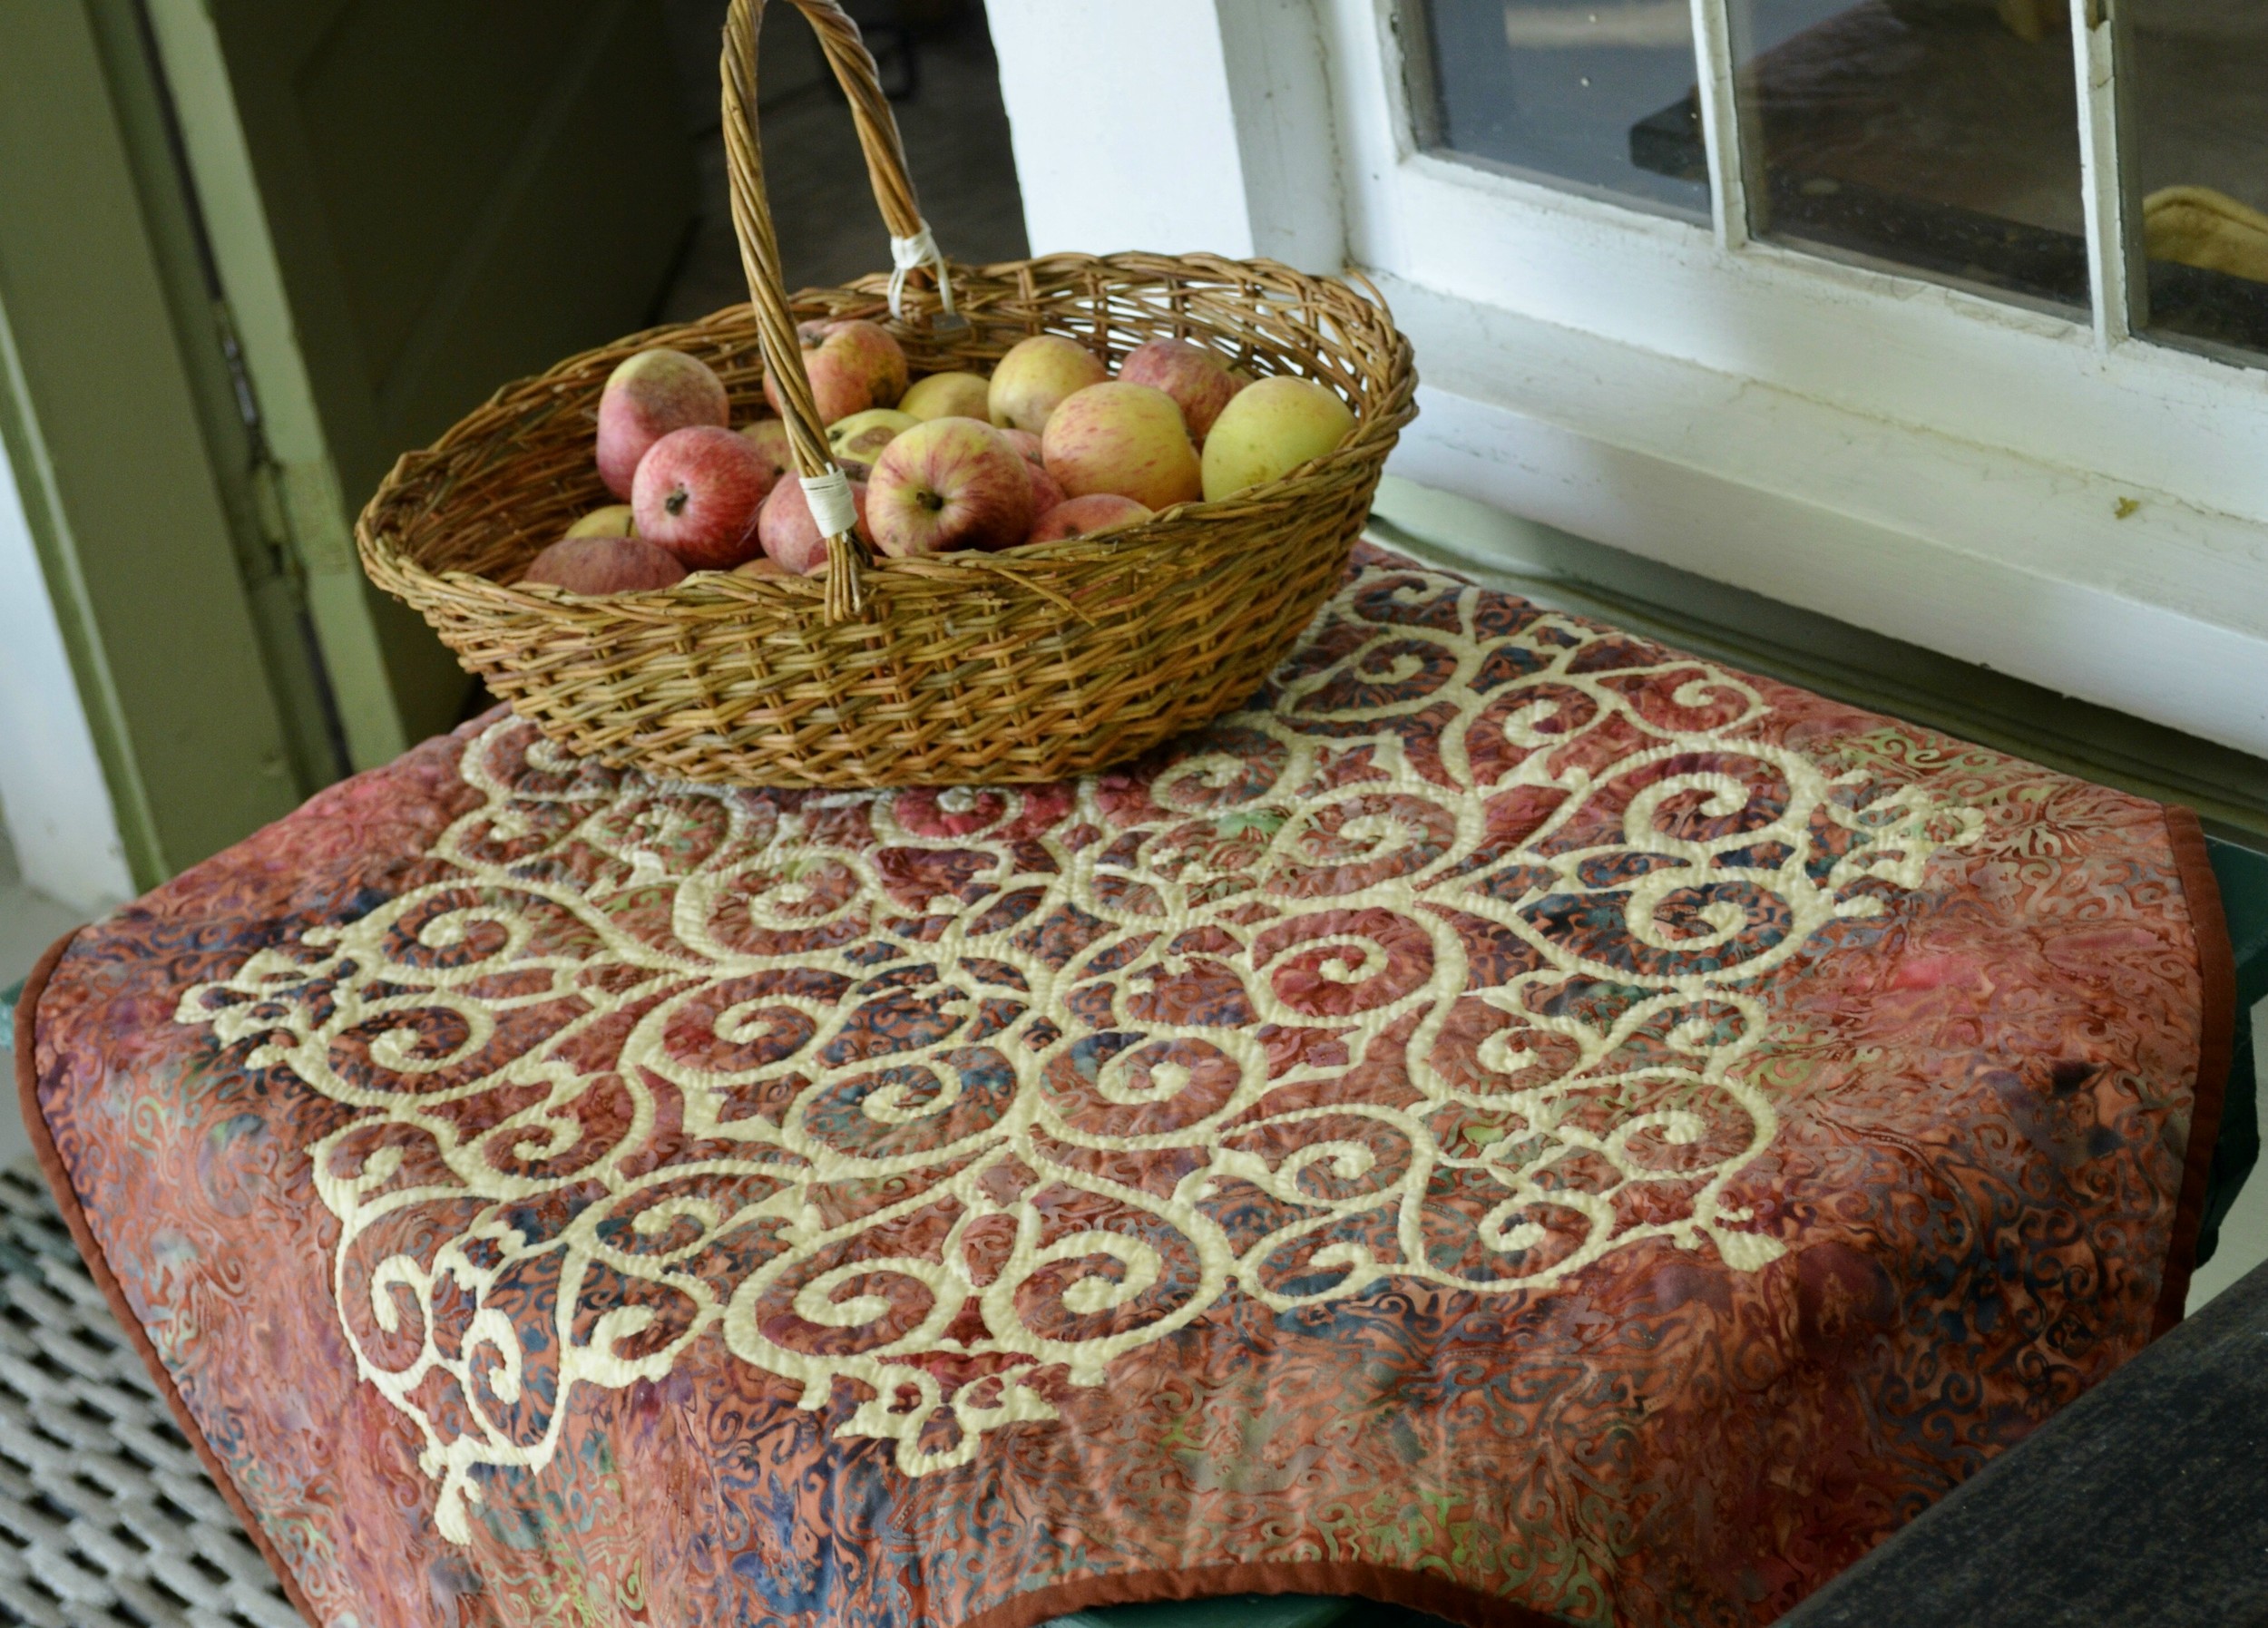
left=982, top=0, right=1346, bottom=271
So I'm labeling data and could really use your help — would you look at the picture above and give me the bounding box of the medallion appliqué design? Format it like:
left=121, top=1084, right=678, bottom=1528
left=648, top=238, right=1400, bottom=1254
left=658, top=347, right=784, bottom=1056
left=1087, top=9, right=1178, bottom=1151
left=175, top=564, right=1979, bottom=1539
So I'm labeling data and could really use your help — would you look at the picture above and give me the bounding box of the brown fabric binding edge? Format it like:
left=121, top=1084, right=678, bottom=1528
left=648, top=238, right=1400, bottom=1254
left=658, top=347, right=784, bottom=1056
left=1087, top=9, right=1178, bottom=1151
left=14, top=930, right=325, bottom=1628
left=954, top=1559, right=1557, bottom=1628
left=2156, top=805, right=2237, bottom=1336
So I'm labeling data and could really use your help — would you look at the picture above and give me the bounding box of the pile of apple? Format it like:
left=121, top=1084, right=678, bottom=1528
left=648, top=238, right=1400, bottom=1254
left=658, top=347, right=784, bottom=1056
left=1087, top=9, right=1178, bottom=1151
left=517, top=318, right=1356, bottom=594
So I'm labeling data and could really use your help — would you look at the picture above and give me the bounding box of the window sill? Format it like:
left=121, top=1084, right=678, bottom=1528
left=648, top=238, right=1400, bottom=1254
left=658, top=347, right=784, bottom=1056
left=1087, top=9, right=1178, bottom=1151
left=1372, top=268, right=2268, bottom=759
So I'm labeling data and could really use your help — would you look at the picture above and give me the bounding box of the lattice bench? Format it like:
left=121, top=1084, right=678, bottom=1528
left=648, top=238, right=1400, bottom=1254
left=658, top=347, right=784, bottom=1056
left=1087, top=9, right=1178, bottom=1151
left=0, top=1161, right=298, bottom=1628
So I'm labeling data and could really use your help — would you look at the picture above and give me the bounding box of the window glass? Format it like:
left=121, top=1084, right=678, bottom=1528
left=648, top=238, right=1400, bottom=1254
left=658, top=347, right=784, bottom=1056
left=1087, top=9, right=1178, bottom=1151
left=1406, top=0, right=1712, bottom=222
left=2127, top=0, right=2268, bottom=359
left=1721, top=0, right=2089, bottom=312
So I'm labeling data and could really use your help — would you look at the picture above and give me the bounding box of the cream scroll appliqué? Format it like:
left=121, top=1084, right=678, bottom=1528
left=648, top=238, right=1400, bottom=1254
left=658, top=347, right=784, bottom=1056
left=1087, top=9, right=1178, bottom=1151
left=175, top=564, right=1979, bottom=1542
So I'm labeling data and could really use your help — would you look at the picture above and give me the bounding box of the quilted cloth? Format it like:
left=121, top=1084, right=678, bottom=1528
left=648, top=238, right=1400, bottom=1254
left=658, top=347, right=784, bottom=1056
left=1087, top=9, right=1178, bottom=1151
left=18, top=546, right=2231, bottom=1628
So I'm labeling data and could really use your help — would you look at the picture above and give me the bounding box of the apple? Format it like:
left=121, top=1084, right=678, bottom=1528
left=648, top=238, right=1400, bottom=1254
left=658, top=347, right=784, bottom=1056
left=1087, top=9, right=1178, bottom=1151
left=999, top=427, right=1043, bottom=466
left=564, top=504, right=636, bottom=538
left=741, top=418, right=795, bottom=486
left=1117, top=338, right=1242, bottom=441
left=828, top=407, right=918, bottom=464
left=987, top=335, right=1108, bottom=434
left=866, top=416, right=1035, bottom=557
left=1026, top=461, right=1067, bottom=517
left=520, top=533, right=686, bottom=594
left=1028, top=493, right=1151, bottom=545
left=758, top=472, right=871, bottom=575
left=899, top=370, right=992, bottom=421
left=1200, top=375, right=1356, bottom=502
left=735, top=555, right=791, bottom=579
left=596, top=348, right=729, bottom=499
left=632, top=424, right=774, bottom=570
left=1040, top=382, right=1202, bottom=510
left=765, top=319, right=908, bottom=425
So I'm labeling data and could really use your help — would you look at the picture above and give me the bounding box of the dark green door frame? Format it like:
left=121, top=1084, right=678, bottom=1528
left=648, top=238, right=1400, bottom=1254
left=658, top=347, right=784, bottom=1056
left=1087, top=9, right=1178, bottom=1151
left=0, top=0, right=329, bottom=890
left=0, top=0, right=695, bottom=890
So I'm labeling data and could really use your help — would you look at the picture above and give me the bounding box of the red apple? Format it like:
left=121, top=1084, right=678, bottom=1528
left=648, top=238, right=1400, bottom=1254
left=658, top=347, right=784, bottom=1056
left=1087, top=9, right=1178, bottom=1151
left=1118, top=338, right=1242, bottom=442
left=866, top=416, right=1036, bottom=557
left=596, top=348, right=728, bottom=499
left=1027, top=461, right=1067, bottom=516
left=758, top=473, right=872, bottom=575
left=519, top=533, right=687, bottom=594
left=1040, top=382, right=1202, bottom=510
left=765, top=319, right=909, bottom=425
left=735, top=555, right=791, bottom=579
left=1027, top=493, right=1152, bottom=545
left=988, top=335, right=1108, bottom=434
left=1000, top=427, right=1043, bottom=465
left=632, top=424, right=774, bottom=570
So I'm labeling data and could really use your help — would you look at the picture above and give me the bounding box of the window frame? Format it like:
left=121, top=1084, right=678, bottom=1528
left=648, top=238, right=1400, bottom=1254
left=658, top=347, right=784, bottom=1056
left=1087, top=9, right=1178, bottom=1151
left=1313, top=0, right=2268, bottom=758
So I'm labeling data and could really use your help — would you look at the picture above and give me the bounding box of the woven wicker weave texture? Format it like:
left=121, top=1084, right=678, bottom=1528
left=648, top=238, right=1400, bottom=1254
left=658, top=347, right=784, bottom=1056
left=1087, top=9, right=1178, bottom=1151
left=356, top=0, right=1417, bottom=790
left=0, top=1165, right=300, bottom=1628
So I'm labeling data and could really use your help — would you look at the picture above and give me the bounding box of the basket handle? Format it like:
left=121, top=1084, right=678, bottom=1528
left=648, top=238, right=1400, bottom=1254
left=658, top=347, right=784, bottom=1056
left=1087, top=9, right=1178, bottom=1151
left=723, top=0, right=945, bottom=621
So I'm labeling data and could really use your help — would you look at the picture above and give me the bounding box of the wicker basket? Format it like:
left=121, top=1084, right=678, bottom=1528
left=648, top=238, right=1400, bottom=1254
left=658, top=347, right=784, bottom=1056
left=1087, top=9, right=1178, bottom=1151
left=356, top=0, right=1417, bottom=788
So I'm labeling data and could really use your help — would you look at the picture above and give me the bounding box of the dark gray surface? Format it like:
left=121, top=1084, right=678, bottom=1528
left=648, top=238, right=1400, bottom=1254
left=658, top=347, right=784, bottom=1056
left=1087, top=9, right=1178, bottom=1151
left=1781, top=1258, right=2268, bottom=1627
left=656, top=0, right=1028, bottom=322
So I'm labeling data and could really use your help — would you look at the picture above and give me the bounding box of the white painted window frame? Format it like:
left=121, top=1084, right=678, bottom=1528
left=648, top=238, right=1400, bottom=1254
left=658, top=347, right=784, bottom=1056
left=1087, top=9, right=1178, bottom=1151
left=982, top=0, right=2268, bottom=757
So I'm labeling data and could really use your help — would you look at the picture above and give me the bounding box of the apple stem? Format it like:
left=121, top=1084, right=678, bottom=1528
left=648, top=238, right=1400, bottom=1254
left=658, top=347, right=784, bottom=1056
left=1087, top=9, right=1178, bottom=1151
left=666, top=490, right=689, bottom=516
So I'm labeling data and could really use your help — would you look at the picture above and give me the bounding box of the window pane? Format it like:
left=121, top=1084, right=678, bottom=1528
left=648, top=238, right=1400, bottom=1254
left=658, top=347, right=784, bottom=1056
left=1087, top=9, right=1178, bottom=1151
left=1716, top=0, right=2089, bottom=311
left=2128, top=0, right=2268, bottom=359
left=1407, top=0, right=1712, bottom=221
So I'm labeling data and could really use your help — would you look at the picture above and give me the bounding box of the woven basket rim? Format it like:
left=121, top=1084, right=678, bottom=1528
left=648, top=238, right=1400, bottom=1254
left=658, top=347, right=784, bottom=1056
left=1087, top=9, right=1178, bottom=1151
left=360, top=250, right=1414, bottom=617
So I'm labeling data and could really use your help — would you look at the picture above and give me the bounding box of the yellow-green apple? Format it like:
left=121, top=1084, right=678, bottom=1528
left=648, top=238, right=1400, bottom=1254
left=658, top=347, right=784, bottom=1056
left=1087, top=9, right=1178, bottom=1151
left=631, top=424, right=774, bottom=570
left=520, top=533, right=686, bottom=594
left=866, top=416, right=1035, bottom=557
left=564, top=504, right=636, bottom=538
left=597, top=348, right=729, bottom=499
left=758, top=473, right=872, bottom=575
left=828, top=407, right=918, bottom=464
left=1041, top=382, right=1202, bottom=510
left=987, top=335, right=1107, bottom=434
left=898, top=370, right=992, bottom=421
left=1117, top=338, right=1242, bottom=441
left=1028, top=493, right=1151, bottom=545
left=1200, top=375, right=1355, bottom=501
left=765, top=319, right=909, bottom=424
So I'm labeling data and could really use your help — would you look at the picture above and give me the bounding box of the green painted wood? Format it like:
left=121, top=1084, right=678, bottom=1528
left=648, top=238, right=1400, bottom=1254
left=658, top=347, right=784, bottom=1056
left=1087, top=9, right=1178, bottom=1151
left=0, top=0, right=306, bottom=887
left=80, top=0, right=347, bottom=802
left=149, top=0, right=699, bottom=764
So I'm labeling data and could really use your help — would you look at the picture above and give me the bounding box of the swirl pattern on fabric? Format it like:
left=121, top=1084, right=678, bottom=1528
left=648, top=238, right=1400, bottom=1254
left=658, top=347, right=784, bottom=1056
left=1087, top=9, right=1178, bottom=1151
left=173, top=563, right=1981, bottom=1541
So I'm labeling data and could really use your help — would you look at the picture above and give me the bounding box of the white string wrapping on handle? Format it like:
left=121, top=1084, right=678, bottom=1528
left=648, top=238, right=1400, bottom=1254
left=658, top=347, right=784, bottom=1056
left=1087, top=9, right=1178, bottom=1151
left=800, top=467, right=862, bottom=541
left=887, top=220, right=954, bottom=319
